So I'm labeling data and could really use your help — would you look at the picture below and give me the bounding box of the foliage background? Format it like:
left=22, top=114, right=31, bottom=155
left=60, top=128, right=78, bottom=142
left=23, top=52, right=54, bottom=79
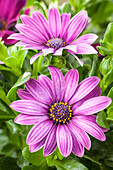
left=1, top=0, right=113, bottom=169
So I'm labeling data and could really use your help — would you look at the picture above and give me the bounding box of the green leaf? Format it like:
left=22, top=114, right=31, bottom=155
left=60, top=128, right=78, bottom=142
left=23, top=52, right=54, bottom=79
left=22, top=165, right=40, bottom=170
left=0, top=42, right=9, bottom=61
left=0, top=110, right=14, bottom=121
left=96, top=111, right=109, bottom=129
left=88, top=54, right=99, bottom=77
left=7, top=72, right=31, bottom=100
left=103, top=22, right=113, bottom=45
left=0, top=87, right=10, bottom=105
left=16, top=49, right=28, bottom=68
left=4, top=56, right=17, bottom=68
left=34, top=2, right=47, bottom=19
left=22, top=146, right=47, bottom=167
left=107, top=87, right=113, bottom=109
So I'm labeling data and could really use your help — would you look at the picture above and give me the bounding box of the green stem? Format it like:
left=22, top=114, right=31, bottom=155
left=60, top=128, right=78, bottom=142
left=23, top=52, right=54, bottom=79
left=83, top=154, right=102, bottom=166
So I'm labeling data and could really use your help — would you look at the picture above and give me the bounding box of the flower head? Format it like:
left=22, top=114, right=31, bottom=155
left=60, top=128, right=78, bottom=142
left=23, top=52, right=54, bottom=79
left=10, top=8, right=98, bottom=66
left=0, top=0, right=26, bottom=45
left=10, top=66, right=111, bottom=157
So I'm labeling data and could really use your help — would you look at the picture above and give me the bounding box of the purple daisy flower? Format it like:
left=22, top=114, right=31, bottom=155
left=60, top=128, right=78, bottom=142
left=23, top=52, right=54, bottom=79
left=10, top=66, right=111, bottom=157
left=9, top=8, right=98, bottom=66
left=0, top=0, right=26, bottom=45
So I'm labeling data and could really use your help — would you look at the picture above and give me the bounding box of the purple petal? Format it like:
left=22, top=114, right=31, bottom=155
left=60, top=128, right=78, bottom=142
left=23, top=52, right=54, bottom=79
left=29, top=136, right=46, bottom=152
left=37, top=75, right=55, bottom=103
left=27, top=120, right=53, bottom=145
left=57, top=124, right=72, bottom=157
left=69, top=51, right=83, bottom=66
left=60, top=13, right=71, bottom=39
left=32, top=11, right=52, bottom=39
left=42, top=48, right=54, bottom=56
left=48, top=7, right=61, bottom=38
left=71, top=34, right=98, bottom=45
left=73, top=96, right=112, bottom=115
left=48, top=66, right=65, bottom=102
left=44, top=125, right=57, bottom=157
left=68, top=122, right=91, bottom=150
left=2, top=30, right=17, bottom=45
left=72, top=86, right=101, bottom=109
left=69, top=76, right=100, bottom=105
left=76, top=43, right=97, bottom=54
left=63, top=69, right=79, bottom=102
left=14, top=114, right=48, bottom=125
left=17, top=89, right=37, bottom=101
left=63, top=10, right=88, bottom=43
left=64, top=45, right=77, bottom=53
left=73, top=116, right=106, bottom=141
left=30, top=52, right=43, bottom=64
left=25, top=78, right=53, bottom=105
left=71, top=131, right=84, bottom=157
left=10, top=100, right=48, bottom=115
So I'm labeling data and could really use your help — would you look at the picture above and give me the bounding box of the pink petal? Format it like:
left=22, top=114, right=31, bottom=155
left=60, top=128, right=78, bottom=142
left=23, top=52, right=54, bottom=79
left=10, top=100, right=49, bottom=115
left=25, top=78, right=53, bottom=105
left=42, top=48, right=54, bottom=56
left=48, top=66, right=65, bottom=102
left=2, top=30, right=17, bottom=45
left=72, top=86, right=101, bottom=109
left=73, top=96, right=112, bottom=115
left=63, top=69, right=79, bottom=102
left=30, top=52, right=43, bottom=64
left=0, top=61, right=4, bottom=64
left=60, top=13, right=71, bottom=39
left=27, top=120, right=53, bottom=145
left=57, top=124, right=72, bottom=157
left=14, top=114, right=48, bottom=125
left=32, top=11, right=52, bottom=39
left=63, top=10, right=88, bottom=43
left=44, top=125, right=57, bottom=157
left=71, top=34, right=98, bottom=45
left=48, top=7, right=61, bottom=38
left=53, top=48, right=63, bottom=56
left=73, top=116, right=106, bottom=141
left=68, top=122, right=91, bottom=150
left=37, top=75, right=55, bottom=103
left=69, top=77, right=100, bottom=105
left=29, top=136, right=46, bottom=152
left=71, top=131, right=84, bottom=157
left=64, top=45, right=77, bottom=53
left=76, top=43, right=97, bottom=54
left=69, top=51, right=83, bottom=66
left=17, top=89, right=37, bottom=101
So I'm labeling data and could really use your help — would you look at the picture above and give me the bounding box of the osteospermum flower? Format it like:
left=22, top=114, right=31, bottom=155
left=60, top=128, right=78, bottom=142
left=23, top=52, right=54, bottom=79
left=10, top=66, right=111, bottom=157
left=0, top=0, right=26, bottom=45
left=9, top=8, right=98, bottom=66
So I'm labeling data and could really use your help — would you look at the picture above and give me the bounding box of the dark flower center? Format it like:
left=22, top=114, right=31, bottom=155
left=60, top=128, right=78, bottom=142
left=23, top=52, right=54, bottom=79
left=49, top=102, right=73, bottom=124
left=46, top=38, right=65, bottom=49
left=0, top=20, right=6, bottom=30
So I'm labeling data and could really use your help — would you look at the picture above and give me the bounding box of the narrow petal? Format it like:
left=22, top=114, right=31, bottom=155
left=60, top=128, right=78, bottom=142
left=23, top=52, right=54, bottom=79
left=76, top=43, right=97, bottom=54
left=48, top=7, right=61, bottom=38
left=64, top=45, right=77, bottom=53
left=60, top=13, right=71, bottom=39
left=69, top=76, right=100, bottom=105
left=10, top=100, right=49, bottom=115
left=32, top=11, right=52, bottom=39
left=71, top=34, right=98, bottom=45
left=57, top=124, right=72, bottom=157
left=44, top=125, right=57, bottom=157
left=27, top=120, right=53, bottom=145
left=42, top=48, right=54, bottom=56
left=69, top=51, right=83, bottom=66
left=71, top=131, right=84, bottom=157
left=63, top=10, right=88, bottom=43
left=73, top=96, right=112, bottom=115
left=72, top=86, right=101, bottom=109
left=53, top=48, right=63, bottom=56
left=0, top=61, right=4, bottom=64
left=29, top=136, right=46, bottom=152
left=17, top=89, right=37, bottom=101
left=30, top=52, right=43, bottom=64
left=48, top=66, right=65, bottom=102
left=37, top=75, right=55, bottom=103
left=68, top=122, right=91, bottom=150
left=64, top=69, right=79, bottom=102
left=73, top=116, right=106, bottom=141
left=14, top=114, right=48, bottom=125
left=25, top=78, right=53, bottom=105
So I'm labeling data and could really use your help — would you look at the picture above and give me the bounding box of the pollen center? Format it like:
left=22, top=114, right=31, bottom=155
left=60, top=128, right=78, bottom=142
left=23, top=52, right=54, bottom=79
left=49, top=102, right=72, bottom=124
left=46, top=38, right=65, bottom=49
left=0, top=20, right=6, bottom=30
